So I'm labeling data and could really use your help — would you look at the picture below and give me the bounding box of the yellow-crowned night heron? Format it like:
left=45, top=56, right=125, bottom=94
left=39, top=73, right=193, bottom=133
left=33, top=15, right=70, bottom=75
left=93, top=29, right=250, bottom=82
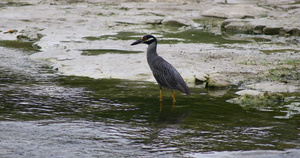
left=131, top=35, right=190, bottom=102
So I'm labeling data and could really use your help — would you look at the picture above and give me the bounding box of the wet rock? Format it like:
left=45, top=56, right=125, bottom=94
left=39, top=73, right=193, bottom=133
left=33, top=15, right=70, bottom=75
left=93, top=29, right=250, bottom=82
left=228, top=91, right=284, bottom=108
left=263, top=26, right=283, bottom=35
left=205, top=74, right=230, bottom=88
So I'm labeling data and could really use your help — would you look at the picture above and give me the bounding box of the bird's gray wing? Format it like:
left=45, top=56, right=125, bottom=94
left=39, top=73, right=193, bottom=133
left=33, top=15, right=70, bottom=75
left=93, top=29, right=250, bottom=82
left=150, top=57, right=190, bottom=94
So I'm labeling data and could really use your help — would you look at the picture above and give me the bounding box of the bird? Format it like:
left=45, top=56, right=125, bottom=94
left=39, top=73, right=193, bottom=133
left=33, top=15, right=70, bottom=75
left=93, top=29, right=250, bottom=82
left=131, top=35, right=190, bottom=102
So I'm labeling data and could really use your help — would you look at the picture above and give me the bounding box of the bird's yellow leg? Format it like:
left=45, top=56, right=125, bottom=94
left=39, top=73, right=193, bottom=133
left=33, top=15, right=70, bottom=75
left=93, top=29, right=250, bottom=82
left=159, top=86, right=163, bottom=102
left=171, top=90, right=176, bottom=102
left=160, top=100, right=163, bottom=112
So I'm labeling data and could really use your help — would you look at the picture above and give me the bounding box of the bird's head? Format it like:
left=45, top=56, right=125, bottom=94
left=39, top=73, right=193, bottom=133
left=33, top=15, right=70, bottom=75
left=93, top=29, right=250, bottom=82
left=131, top=35, right=157, bottom=46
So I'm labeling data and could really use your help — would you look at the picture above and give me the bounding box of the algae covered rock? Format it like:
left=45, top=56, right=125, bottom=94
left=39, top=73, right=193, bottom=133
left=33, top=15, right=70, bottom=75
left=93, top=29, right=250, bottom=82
left=229, top=90, right=284, bottom=108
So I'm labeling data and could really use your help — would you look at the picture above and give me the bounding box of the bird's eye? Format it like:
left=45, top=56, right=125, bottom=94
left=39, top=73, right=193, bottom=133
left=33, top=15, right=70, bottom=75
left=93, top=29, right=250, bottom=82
left=142, top=37, right=148, bottom=41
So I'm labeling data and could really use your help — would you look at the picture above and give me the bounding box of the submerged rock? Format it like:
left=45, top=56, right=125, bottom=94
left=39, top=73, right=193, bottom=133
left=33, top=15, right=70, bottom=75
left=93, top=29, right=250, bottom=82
left=208, top=89, right=230, bottom=97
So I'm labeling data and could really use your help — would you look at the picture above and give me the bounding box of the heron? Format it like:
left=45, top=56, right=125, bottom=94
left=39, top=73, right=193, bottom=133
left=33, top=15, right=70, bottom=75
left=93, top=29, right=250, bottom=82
left=131, top=35, right=190, bottom=102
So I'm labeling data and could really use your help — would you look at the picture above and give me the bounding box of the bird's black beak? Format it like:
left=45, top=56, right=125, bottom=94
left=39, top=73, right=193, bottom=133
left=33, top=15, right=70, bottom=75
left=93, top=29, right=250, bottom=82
left=131, top=39, right=143, bottom=46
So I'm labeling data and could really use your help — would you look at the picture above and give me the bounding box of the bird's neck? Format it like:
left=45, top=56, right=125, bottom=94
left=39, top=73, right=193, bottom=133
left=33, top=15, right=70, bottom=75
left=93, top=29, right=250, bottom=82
left=147, top=41, right=158, bottom=63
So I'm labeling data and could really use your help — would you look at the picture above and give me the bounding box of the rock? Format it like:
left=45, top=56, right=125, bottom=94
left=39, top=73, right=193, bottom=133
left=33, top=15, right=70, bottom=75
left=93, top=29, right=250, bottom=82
left=202, top=4, right=268, bottom=19
left=220, top=20, right=231, bottom=29
left=228, top=91, right=284, bottom=108
left=253, top=25, right=266, bottom=34
left=235, top=89, right=263, bottom=96
left=263, top=26, right=283, bottom=35
left=222, top=20, right=253, bottom=33
left=145, top=18, right=163, bottom=25
left=221, top=19, right=299, bottom=36
left=277, top=4, right=300, bottom=10
left=17, top=27, right=44, bottom=42
left=205, top=74, right=230, bottom=88
left=56, top=55, right=74, bottom=61
left=245, top=82, right=299, bottom=93
left=194, top=72, right=209, bottom=84
left=286, top=28, right=300, bottom=36
left=161, top=17, right=191, bottom=27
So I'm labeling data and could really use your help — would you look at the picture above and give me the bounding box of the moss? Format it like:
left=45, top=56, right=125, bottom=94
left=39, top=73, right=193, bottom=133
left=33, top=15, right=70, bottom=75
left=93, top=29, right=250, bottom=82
left=267, top=66, right=300, bottom=83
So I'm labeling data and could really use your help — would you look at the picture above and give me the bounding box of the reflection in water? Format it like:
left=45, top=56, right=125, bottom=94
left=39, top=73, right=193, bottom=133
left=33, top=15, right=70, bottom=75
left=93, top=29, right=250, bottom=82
left=159, top=101, right=176, bottom=112
left=0, top=47, right=300, bottom=157
left=207, top=89, right=230, bottom=97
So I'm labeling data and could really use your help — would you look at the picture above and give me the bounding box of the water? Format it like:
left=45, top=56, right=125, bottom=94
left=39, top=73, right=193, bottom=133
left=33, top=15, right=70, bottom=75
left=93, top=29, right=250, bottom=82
left=83, top=29, right=251, bottom=45
left=0, top=41, right=300, bottom=157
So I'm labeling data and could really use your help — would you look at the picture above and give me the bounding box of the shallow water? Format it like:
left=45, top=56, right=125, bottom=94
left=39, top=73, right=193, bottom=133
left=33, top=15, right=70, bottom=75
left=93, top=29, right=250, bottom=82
left=0, top=41, right=300, bottom=157
left=83, top=29, right=251, bottom=45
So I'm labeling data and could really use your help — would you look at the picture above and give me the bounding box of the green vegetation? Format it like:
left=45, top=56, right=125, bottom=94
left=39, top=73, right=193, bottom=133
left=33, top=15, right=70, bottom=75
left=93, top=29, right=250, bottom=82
left=83, top=32, right=145, bottom=41
left=266, top=58, right=300, bottom=82
left=0, top=40, right=40, bottom=53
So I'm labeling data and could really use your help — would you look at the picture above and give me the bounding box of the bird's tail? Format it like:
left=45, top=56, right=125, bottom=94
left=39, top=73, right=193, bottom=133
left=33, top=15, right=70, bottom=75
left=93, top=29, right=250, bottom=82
left=178, top=83, right=191, bottom=95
